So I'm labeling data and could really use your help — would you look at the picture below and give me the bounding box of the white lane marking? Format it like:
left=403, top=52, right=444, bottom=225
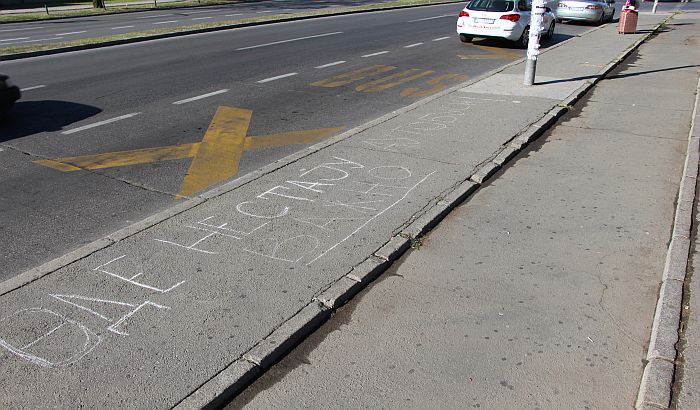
left=153, top=20, right=180, bottom=25
left=20, top=85, right=46, bottom=92
left=186, top=10, right=214, bottom=14
left=111, top=25, right=135, bottom=29
left=2, top=36, right=63, bottom=45
left=191, top=17, right=213, bottom=20
left=403, top=42, right=423, bottom=48
left=361, top=51, right=389, bottom=57
left=236, top=31, right=342, bottom=50
left=0, top=27, right=39, bottom=33
left=0, top=37, right=31, bottom=42
left=256, top=10, right=276, bottom=13
left=433, top=36, right=450, bottom=41
left=137, top=13, right=174, bottom=19
left=61, top=113, right=141, bottom=135
left=172, top=89, right=229, bottom=105
left=257, top=72, right=298, bottom=83
left=315, top=60, right=346, bottom=69
left=408, top=14, right=453, bottom=22
left=55, top=31, right=87, bottom=36
left=225, top=13, right=243, bottom=16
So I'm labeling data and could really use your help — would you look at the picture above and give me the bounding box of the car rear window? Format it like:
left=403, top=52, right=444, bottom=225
left=467, top=0, right=515, bottom=12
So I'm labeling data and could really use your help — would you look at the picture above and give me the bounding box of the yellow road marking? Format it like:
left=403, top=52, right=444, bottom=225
left=458, top=44, right=520, bottom=60
left=310, top=65, right=396, bottom=88
left=355, top=69, right=435, bottom=93
left=177, top=106, right=251, bottom=198
left=35, top=144, right=199, bottom=171
left=34, top=106, right=343, bottom=199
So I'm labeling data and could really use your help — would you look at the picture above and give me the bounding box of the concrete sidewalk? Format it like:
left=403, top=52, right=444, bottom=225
left=0, top=12, right=679, bottom=410
left=228, top=12, right=700, bottom=410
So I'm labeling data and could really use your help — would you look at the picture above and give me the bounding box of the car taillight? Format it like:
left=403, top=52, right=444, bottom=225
left=499, top=14, right=521, bottom=22
left=459, top=10, right=470, bottom=17
left=586, top=4, right=602, bottom=8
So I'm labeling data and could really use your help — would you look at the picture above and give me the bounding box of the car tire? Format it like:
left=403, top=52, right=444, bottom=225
left=596, top=12, right=605, bottom=25
left=606, top=10, right=614, bottom=22
left=546, top=21, right=555, bottom=39
left=459, top=34, right=473, bottom=43
left=517, top=26, right=529, bottom=49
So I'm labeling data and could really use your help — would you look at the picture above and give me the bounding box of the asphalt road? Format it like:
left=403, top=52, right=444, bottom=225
left=0, top=0, right=399, bottom=49
left=0, top=2, right=628, bottom=281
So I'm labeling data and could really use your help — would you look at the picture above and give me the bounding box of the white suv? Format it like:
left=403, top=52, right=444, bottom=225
left=457, top=0, right=556, bottom=48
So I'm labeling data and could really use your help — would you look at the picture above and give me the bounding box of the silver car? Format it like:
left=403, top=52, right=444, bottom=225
left=557, top=0, right=615, bottom=24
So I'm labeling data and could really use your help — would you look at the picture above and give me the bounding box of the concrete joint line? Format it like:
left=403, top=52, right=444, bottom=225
left=636, top=50, right=700, bottom=410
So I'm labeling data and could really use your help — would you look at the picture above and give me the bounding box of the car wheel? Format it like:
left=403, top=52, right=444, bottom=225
left=596, top=12, right=605, bottom=25
left=546, top=21, right=555, bottom=39
left=517, top=26, right=529, bottom=49
left=459, top=34, right=473, bottom=43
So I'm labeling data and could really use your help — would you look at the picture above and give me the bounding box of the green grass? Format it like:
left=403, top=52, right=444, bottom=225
left=1, top=0, right=458, bottom=56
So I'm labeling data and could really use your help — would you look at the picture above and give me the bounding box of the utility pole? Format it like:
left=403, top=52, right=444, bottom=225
left=652, top=0, right=658, bottom=14
left=523, top=0, right=547, bottom=86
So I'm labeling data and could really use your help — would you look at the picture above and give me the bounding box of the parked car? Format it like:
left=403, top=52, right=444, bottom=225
left=0, top=74, right=20, bottom=113
left=557, top=0, right=615, bottom=24
left=457, top=0, right=556, bottom=48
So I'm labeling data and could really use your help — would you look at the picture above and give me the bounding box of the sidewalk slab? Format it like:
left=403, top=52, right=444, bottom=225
left=0, top=13, right=669, bottom=409
left=227, top=14, right=699, bottom=409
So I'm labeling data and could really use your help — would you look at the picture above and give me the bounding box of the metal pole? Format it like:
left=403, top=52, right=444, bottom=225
left=652, top=0, right=658, bottom=13
left=524, top=0, right=547, bottom=86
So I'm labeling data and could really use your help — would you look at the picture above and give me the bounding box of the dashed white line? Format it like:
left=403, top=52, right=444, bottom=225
left=137, top=13, right=174, bottom=19
left=433, top=36, right=451, bottom=41
left=225, top=13, right=243, bottom=16
left=191, top=17, right=213, bottom=20
left=111, top=25, right=135, bottom=30
left=2, top=36, right=63, bottom=45
left=315, top=60, right=346, bottom=69
left=186, top=10, right=214, bottom=14
left=55, top=31, right=87, bottom=36
left=61, top=113, right=141, bottom=135
left=408, top=14, right=453, bottom=22
left=20, top=85, right=46, bottom=92
left=257, top=72, right=298, bottom=83
left=172, top=89, right=229, bottom=105
left=0, top=27, right=39, bottom=33
left=362, top=51, right=389, bottom=57
left=256, top=10, right=276, bottom=13
left=236, top=31, right=342, bottom=50
left=403, top=42, right=423, bottom=48
left=153, top=20, right=179, bottom=25
left=0, top=37, right=30, bottom=42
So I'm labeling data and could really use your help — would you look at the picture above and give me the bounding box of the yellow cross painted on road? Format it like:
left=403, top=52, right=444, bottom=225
left=34, top=106, right=343, bottom=199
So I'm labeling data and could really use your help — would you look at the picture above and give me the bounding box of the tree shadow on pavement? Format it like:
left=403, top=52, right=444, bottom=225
left=0, top=100, right=101, bottom=142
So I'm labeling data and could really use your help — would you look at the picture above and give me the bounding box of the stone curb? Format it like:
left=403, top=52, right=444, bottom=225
left=1, top=16, right=669, bottom=410
left=635, top=71, right=700, bottom=409
left=0, top=1, right=461, bottom=61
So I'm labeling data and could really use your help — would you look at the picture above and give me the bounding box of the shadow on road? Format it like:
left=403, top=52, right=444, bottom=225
left=0, top=100, right=102, bottom=142
left=471, top=33, right=576, bottom=49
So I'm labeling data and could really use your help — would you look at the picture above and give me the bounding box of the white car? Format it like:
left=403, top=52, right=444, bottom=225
left=457, top=0, right=556, bottom=48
